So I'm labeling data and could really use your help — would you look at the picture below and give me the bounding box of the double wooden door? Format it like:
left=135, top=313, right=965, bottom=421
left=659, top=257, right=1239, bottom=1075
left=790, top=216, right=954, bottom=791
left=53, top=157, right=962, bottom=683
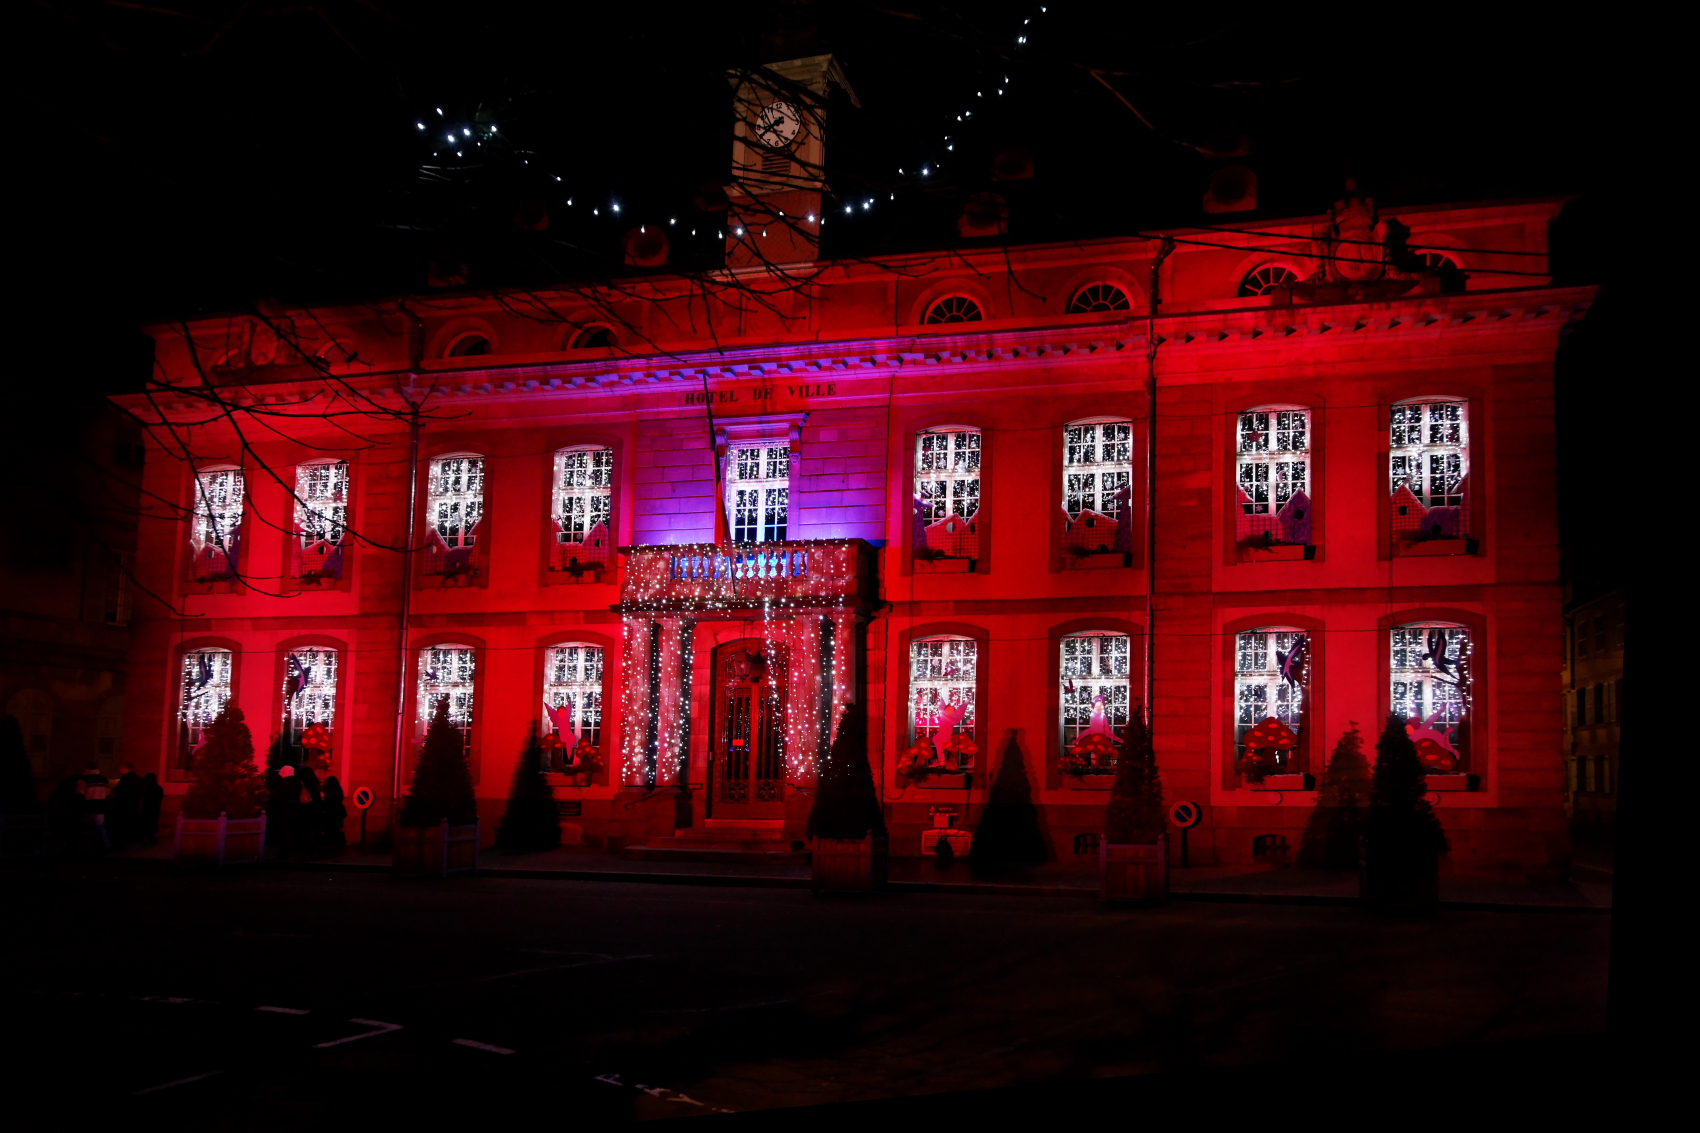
left=709, top=641, right=786, bottom=821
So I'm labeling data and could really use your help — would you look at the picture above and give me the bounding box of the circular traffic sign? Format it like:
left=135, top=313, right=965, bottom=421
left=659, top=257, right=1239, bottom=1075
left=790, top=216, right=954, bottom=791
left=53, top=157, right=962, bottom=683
left=351, top=786, right=375, bottom=811
left=1169, top=800, right=1202, bottom=828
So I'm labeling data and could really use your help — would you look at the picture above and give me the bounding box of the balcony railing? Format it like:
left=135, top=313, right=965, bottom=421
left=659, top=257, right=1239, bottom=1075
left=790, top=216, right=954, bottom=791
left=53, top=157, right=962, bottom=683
left=618, top=539, right=870, bottom=611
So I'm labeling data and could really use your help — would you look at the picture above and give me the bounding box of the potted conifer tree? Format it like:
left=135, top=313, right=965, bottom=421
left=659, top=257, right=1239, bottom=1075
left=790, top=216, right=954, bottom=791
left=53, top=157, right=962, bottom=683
left=496, top=724, right=562, bottom=853
left=1362, top=712, right=1450, bottom=909
left=1298, top=723, right=1371, bottom=869
left=394, top=699, right=481, bottom=877
left=175, top=705, right=268, bottom=865
left=1100, top=708, right=1167, bottom=902
left=807, top=706, right=888, bottom=893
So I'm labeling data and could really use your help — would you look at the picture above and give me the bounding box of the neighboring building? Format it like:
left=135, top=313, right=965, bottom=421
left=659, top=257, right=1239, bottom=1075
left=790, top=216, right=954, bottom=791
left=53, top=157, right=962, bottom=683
left=1563, top=589, right=1622, bottom=833
left=112, top=56, right=1592, bottom=870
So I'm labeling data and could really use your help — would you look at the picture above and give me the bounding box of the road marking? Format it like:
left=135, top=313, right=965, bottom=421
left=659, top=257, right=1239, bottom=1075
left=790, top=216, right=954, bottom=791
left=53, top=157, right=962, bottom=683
left=452, top=1039, right=516, bottom=1055
left=314, top=1018, right=403, bottom=1048
left=256, top=1006, right=310, bottom=1015
left=134, top=1070, right=224, bottom=1095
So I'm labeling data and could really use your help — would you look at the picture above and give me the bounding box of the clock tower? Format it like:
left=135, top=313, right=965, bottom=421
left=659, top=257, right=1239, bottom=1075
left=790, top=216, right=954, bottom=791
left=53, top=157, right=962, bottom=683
left=726, top=54, right=858, bottom=270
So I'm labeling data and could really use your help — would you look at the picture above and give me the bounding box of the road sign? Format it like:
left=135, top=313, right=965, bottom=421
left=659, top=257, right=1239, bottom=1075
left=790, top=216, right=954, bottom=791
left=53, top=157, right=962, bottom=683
left=351, top=786, right=375, bottom=811
left=1169, top=800, right=1201, bottom=828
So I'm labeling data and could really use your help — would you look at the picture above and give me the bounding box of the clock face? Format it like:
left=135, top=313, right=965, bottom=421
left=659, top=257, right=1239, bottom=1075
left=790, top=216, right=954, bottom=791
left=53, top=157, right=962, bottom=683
left=754, top=101, right=801, bottom=149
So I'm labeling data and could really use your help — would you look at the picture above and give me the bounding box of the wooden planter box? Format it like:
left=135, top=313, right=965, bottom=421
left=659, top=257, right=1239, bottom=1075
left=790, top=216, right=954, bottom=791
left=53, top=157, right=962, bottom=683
left=812, top=834, right=887, bottom=893
left=175, top=813, right=267, bottom=866
left=394, top=819, right=480, bottom=878
left=0, top=813, right=49, bottom=857
left=1100, top=838, right=1167, bottom=903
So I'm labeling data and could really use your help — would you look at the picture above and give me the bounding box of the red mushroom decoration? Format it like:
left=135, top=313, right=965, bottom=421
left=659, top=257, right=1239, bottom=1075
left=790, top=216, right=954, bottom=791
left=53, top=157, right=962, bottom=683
left=1240, top=716, right=1297, bottom=783
left=299, top=723, right=333, bottom=754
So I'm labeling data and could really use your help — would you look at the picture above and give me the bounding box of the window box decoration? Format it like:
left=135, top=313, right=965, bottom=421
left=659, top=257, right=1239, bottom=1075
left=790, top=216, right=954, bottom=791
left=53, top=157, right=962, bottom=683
left=808, top=708, right=888, bottom=893
left=395, top=698, right=481, bottom=878
left=1100, top=710, right=1167, bottom=903
left=1062, top=696, right=1119, bottom=787
left=1240, top=717, right=1299, bottom=786
left=175, top=704, right=268, bottom=866
left=1423, top=773, right=1475, bottom=792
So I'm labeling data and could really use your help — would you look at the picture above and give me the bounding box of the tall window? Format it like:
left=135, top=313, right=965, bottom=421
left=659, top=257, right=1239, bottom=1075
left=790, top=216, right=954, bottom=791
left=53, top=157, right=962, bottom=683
left=915, top=428, right=981, bottom=560
left=190, top=466, right=244, bottom=580
left=418, top=644, right=476, bottom=752
left=1390, top=399, right=1469, bottom=541
left=552, top=446, right=613, bottom=569
left=1236, top=408, right=1311, bottom=546
left=727, top=444, right=789, bottom=544
left=1234, top=628, right=1309, bottom=774
left=284, top=647, right=337, bottom=757
left=426, top=454, right=484, bottom=577
left=908, top=635, right=977, bottom=771
left=1391, top=622, right=1472, bottom=772
left=179, top=647, right=233, bottom=765
left=544, top=644, right=604, bottom=764
left=1061, top=632, right=1130, bottom=750
left=1064, top=421, right=1132, bottom=519
left=294, top=460, right=349, bottom=578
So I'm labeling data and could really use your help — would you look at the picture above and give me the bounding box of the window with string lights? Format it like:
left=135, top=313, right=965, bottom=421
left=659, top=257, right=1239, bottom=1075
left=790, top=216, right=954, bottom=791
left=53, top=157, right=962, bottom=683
left=1067, top=284, right=1131, bottom=313
left=423, top=453, right=485, bottom=582
left=1391, top=622, right=1474, bottom=785
left=1238, top=264, right=1301, bottom=297
left=542, top=643, right=603, bottom=780
left=177, top=646, right=233, bottom=771
left=727, top=443, right=790, bottom=544
left=292, top=460, right=349, bottom=585
left=551, top=445, right=613, bottom=579
left=282, top=647, right=337, bottom=765
left=1062, top=419, right=1132, bottom=566
left=189, top=465, right=244, bottom=585
left=1235, top=407, right=1313, bottom=559
left=1060, top=632, right=1129, bottom=781
left=1389, top=398, right=1472, bottom=553
left=923, top=295, right=983, bottom=324
left=899, top=635, right=979, bottom=784
left=418, top=644, right=476, bottom=757
left=1234, top=628, right=1311, bottom=788
left=914, top=427, right=981, bottom=568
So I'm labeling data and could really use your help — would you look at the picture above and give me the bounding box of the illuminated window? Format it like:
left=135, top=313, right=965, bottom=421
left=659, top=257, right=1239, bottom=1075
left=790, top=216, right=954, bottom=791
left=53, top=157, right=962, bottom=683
left=727, top=444, right=789, bottom=544
left=1234, top=628, right=1309, bottom=776
left=552, top=446, right=613, bottom=569
left=544, top=644, right=604, bottom=768
left=1238, top=265, right=1300, bottom=297
left=923, top=296, right=983, bottom=324
left=178, top=647, right=233, bottom=767
left=1062, top=420, right=1132, bottom=560
left=915, top=428, right=981, bottom=560
left=284, top=647, right=337, bottom=758
left=425, top=454, right=484, bottom=576
left=1067, top=284, right=1131, bottom=313
left=294, top=460, right=348, bottom=579
left=190, top=466, right=244, bottom=581
left=1391, top=622, right=1472, bottom=773
left=1236, top=407, right=1311, bottom=546
left=418, top=645, right=476, bottom=752
left=1061, top=632, right=1130, bottom=752
left=908, top=635, right=977, bottom=773
left=1390, top=399, right=1468, bottom=542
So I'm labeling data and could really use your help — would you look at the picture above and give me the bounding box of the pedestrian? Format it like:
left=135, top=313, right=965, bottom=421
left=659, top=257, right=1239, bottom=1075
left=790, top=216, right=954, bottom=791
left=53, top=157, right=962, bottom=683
left=138, top=772, right=164, bottom=844
left=320, top=773, right=348, bottom=851
left=78, top=764, right=111, bottom=851
left=108, top=762, right=141, bottom=849
left=271, top=764, right=300, bottom=857
left=295, top=760, right=322, bottom=857
left=47, top=774, right=83, bottom=848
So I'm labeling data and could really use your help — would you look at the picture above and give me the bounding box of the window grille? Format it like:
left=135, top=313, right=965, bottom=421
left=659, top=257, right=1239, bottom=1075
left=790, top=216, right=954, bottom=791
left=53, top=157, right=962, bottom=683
left=727, top=444, right=789, bottom=544
left=190, top=467, right=244, bottom=580
left=284, top=647, right=337, bottom=756
left=552, top=446, right=613, bottom=570
left=915, top=428, right=981, bottom=559
left=923, top=296, right=983, bottom=324
left=909, top=636, right=977, bottom=770
left=178, top=647, right=233, bottom=766
left=294, top=460, right=348, bottom=579
left=1068, top=284, right=1131, bottom=313
left=425, top=455, right=484, bottom=576
left=544, top=643, right=604, bottom=754
left=1239, top=265, right=1300, bottom=297
left=1061, top=632, right=1130, bottom=750
left=1234, top=628, right=1308, bottom=772
left=1390, top=400, right=1469, bottom=541
left=1391, top=622, right=1471, bottom=772
left=1236, top=408, right=1311, bottom=546
left=418, top=645, right=475, bottom=753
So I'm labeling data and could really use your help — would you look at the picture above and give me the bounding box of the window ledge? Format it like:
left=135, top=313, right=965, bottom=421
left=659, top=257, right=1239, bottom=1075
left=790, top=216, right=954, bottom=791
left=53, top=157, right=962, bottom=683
left=1249, top=773, right=1313, bottom=791
left=1238, top=544, right=1315, bottom=563
left=916, top=557, right=976, bottom=574
left=1396, top=537, right=1475, bottom=557
left=1063, top=552, right=1131, bottom=570
left=1061, top=772, right=1115, bottom=790
left=1425, top=773, right=1479, bottom=791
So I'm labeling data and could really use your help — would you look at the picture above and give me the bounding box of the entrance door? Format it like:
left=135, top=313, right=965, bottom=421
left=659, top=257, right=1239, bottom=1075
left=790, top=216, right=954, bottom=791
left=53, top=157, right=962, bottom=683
left=710, top=642, right=786, bottom=821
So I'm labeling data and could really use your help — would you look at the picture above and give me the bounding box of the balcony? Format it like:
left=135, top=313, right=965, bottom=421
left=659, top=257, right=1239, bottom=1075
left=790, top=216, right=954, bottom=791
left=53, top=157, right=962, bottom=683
left=617, top=539, right=874, bottom=612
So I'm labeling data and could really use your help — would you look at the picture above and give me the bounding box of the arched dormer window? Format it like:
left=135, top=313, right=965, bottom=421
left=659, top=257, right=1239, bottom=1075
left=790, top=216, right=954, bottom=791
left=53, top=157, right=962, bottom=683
left=543, top=643, right=604, bottom=776
left=425, top=453, right=484, bottom=580
left=552, top=445, right=613, bottom=573
left=1239, top=265, right=1300, bottom=297
left=445, top=333, right=492, bottom=358
left=1062, top=419, right=1132, bottom=563
left=293, top=459, right=349, bottom=581
left=570, top=326, right=615, bottom=350
left=1236, top=407, right=1312, bottom=549
left=923, top=296, right=983, bottom=324
left=1390, top=398, right=1470, bottom=547
left=190, top=465, right=244, bottom=581
left=1067, top=284, right=1131, bottom=313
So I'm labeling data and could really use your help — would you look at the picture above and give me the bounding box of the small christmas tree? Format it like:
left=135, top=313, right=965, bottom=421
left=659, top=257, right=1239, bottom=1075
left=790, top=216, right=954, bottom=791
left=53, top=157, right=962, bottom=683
left=0, top=715, right=40, bottom=814
left=972, top=732, right=1048, bottom=875
left=806, top=706, right=887, bottom=841
left=1104, top=706, right=1164, bottom=844
left=1364, top=712, right=1449, bottom=897
left=400, top=699, right=478, bottom=828
left=181, top=705, right=267, bottom=819
left=1298, top=723, right=1372, bottom=869
left=496, top=724, right=562, bottom=851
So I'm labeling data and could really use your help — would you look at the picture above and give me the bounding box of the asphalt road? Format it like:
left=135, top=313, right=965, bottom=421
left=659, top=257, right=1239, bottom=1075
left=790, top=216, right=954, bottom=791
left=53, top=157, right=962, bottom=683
left=5, top=861, right=1609, bottom=1126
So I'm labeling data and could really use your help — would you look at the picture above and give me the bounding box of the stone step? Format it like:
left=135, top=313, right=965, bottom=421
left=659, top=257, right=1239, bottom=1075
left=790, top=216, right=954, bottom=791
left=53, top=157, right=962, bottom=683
left=622, top=843, right=807, bottom=865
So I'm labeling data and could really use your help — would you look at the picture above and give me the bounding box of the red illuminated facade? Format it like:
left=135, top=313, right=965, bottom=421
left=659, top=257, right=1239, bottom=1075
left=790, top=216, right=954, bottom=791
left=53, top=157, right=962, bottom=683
left=116, top=177, right=1591, bottom=869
